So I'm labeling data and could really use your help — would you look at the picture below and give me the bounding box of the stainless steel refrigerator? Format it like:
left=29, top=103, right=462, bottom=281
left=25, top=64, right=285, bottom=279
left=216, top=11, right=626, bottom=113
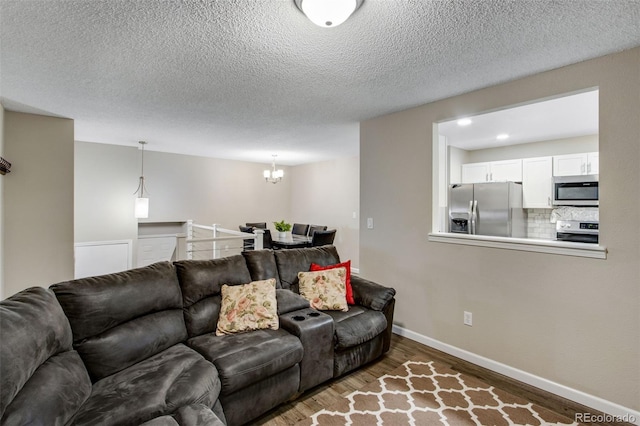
left=448, top=182, right=525, bottom=237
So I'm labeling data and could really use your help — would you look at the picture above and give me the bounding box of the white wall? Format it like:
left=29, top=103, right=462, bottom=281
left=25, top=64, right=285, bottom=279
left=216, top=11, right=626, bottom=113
left=3, top=111, right=75, bottom=297
left=290, top=157, right=360, bottom=268
left=360, top=48, right=639, bottom=412
left=75, top=142, right=293, bottom=265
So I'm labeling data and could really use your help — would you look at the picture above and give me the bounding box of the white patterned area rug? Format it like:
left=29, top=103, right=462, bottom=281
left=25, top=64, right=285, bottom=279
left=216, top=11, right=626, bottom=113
left=296, top=358, right=581, bottom=426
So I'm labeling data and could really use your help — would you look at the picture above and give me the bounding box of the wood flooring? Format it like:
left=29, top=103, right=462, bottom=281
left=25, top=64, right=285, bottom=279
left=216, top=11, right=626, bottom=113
left=253, top=334, right=630, bottom=426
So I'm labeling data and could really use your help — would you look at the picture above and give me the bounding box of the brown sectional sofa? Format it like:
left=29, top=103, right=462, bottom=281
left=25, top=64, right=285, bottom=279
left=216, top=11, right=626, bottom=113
left=0, top=245, right=396, bottom=426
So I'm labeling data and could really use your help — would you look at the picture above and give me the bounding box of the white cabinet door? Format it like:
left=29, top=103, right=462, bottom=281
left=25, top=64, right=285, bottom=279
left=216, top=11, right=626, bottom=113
left=553, top=153, right=588, bottom=176
left=491, top=159, right=523, bottom=182
left=462, top=162, right=490, bottom=183
left=587, top=152, right=599, bottom=174
left=522, top=157, right=553, bottom=208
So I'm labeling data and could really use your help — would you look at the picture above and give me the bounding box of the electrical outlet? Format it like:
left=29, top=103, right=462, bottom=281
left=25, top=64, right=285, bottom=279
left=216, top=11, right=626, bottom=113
left=464, top=311, right=473, bottom=326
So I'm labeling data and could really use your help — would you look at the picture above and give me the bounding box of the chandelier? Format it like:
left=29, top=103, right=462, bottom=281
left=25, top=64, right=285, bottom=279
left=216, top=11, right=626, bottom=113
left=134, top=141, right=149, bottom=218
left=294, top=0, right=364, bottom=28
left=264, top=155, right=284, bottom=184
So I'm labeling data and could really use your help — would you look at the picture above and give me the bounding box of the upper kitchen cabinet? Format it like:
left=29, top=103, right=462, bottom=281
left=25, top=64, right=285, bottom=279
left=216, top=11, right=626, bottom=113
left=522, top=156, right=553, bottom=208
left=462, top=159, right=522, bottom=183
left=553, top=152, right=599, bottom=176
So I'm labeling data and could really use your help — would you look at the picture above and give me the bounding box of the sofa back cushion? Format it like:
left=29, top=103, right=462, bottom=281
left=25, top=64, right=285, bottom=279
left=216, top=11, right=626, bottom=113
left=1, top=287, right=91, bottom=423
left=174, top=255, right=252, bottom=337
left=241, top=249, right=282, bottom=288
left=51, top=262, right=187, bottom=381
left=274, top=245, right=341, bottom=293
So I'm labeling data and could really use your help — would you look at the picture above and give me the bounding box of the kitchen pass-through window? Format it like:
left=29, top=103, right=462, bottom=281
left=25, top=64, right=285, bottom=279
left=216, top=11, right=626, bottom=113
left=429, top=89, right=606, bottom=259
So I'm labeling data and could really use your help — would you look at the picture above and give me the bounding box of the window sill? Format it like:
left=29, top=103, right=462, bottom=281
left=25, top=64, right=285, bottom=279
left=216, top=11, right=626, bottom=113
left=427, top=233, right=607, bottom=259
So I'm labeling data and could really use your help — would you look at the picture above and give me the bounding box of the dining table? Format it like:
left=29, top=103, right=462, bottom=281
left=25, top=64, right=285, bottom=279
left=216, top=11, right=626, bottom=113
left=271, top=233, right=312, bottom=249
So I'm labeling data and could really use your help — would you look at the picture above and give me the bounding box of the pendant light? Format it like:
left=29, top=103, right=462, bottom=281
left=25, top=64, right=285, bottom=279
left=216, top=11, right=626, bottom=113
left=264, top=155, right=284, bottom=184
left=134, top=141, right=149, bottom=218
left=294, top=0, right=364, bottom=28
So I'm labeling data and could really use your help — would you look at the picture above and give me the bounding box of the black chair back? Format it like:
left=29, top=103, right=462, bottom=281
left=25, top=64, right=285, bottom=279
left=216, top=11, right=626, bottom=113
left=292, top=223, right=309, bottom=236
left=308, top=225, right=327, bottom=237
left=311, top=229, right=336, bottom=247
left=262, top=229, right=274, bottom=250
left=239, top=226, right=255, bottom=251
left=246, top=222, right=267, bottom=229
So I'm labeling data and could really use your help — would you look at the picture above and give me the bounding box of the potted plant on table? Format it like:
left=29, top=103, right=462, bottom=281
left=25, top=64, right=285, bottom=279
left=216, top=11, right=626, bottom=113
left=273, top=220, right=292, bottom=239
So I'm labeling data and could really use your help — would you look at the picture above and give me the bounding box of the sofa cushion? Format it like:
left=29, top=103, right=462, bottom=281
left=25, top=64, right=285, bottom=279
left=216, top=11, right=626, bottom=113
left=51, top=262, right=188, bottom=381
left=298, top=268, right=348, bottom=312
left=187, top=328, right=303, bottom=395
left=0, top=287, right=91, bottom=424
left=69, top=344, right=220, bottom=426
left=275, top=289, right=310, bottom=315
left=216, top=279, right=278, bottom=335
left=139, top=404, right=225, bottom=426
left=242, top=249, right=282, bottom=288
left=273, top=245, right=341, bottom=292
left=324, top=306, right=388, bottom=350
left=174, top=256, right=253, bottom=337
left=2, top=351, right=92, bottom=426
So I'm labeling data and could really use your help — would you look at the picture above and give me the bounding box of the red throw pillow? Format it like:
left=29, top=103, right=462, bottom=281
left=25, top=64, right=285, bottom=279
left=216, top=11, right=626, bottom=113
left=310, top=260, right=354, bottom=305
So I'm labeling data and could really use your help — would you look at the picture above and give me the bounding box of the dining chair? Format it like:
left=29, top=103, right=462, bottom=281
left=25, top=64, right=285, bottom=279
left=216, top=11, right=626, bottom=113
left=239, top=225, right=255, bottom=251
left=246, top=222, right=267, bottom=229
left=291, top=223, right=310, bottom=236
left=308, top=225, right=327, bottom=237
left=311, top=229, right=336, bottom=247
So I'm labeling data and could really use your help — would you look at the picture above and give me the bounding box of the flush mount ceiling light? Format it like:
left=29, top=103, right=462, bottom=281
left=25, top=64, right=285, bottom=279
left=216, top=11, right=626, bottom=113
left=457, top=118, right=473, bottom=127
left=134, top=141, right=149, bottom=218
left=264, top=155, right=284, bottom=184
left=496, top=133, right=510, bottom=141
left=294, top=0, right=364, bottom=28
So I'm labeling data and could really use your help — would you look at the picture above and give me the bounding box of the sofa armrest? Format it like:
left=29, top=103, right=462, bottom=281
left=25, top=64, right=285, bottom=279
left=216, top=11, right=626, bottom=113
left=276, top=289, right=310, bottom=315
left=350, top=275, right=396, bottom=311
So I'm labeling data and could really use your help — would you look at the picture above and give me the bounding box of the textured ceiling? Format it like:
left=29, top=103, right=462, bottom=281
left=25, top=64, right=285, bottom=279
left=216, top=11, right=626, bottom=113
left=1, top=0, right=639, bottom=165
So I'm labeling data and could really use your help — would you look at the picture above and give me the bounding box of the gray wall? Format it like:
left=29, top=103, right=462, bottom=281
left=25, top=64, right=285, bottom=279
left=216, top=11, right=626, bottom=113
left=290, top=157, right=360, bottom=268
left=3, top=111, right=75, bottom=297
left=360, top=48, right=639, bottom=410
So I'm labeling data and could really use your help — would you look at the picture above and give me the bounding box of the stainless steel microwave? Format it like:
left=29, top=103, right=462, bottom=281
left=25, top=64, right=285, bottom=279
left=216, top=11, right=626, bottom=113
left=552, top=174, right=599, bottom=206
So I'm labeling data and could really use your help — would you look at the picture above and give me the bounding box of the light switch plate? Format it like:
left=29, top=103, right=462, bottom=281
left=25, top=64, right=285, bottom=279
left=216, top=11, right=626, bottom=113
left=366, top=218, right=374, bottom=229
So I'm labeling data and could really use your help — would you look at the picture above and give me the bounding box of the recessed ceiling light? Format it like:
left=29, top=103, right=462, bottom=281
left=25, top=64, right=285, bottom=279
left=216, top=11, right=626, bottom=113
left=457, top=118, right=472, bottom=126
left=496, top=133, right=509, bottom=140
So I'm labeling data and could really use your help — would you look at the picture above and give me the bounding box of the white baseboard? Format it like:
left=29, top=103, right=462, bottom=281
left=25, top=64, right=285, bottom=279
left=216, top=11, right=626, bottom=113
left=393, top=325, right=640, bottom=425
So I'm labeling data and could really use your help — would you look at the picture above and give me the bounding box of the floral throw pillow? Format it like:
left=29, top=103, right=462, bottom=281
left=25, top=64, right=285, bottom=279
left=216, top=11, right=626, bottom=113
left=216, top=278, right=278, bottom=336
left=310, top=260, right=354, bottom=305
left=297, top=268, right=348, bottom=312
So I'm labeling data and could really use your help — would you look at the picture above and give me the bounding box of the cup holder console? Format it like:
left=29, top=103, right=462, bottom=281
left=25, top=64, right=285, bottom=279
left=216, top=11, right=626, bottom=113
left=291, top=311, right=323, bottom=322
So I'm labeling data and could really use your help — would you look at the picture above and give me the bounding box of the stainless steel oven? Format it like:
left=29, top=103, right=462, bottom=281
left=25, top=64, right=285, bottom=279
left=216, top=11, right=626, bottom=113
left=556, top=220, right=599, bottom=244
left=552, top=175, right=598, bottom=206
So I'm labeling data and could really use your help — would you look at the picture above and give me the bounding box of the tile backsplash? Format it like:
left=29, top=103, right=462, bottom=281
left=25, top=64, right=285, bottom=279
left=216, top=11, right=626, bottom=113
left=526, top=209, right=555, bottom=240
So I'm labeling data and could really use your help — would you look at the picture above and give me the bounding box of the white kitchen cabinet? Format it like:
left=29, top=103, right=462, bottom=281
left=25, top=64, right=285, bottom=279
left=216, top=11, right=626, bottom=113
left=461, top=159, right=522, bottom=183
left=553, top=152, right=599, bottom=176
left=586, top=152, right=598, bottom=174
left=522, top=156, right=553, bottom=208
left=461, top=162, right=491, bottom=183
left=491, top=159, right=523, bottom=182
